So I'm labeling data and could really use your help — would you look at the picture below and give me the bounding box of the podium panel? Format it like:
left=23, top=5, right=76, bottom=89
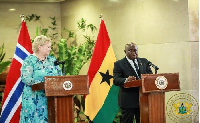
left=44, top=75, right=88, bottom=96
left=142, top=73, right=180, bottom=93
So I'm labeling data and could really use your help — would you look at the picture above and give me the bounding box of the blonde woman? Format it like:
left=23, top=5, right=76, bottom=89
left=20, top=35, right=62, bottom=123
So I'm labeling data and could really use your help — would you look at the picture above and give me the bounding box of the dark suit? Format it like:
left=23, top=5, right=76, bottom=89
left=113, top=57, right=152, bottom=123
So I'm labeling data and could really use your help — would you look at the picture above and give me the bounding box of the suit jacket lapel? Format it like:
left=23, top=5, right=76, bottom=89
left=122, top=57, right=133, bottom=71
left=122, top=57, right=139, bottom=77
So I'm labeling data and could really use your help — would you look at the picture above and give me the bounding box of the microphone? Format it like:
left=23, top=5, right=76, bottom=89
left=54, top=60, right=65, bottom=75
left=54, top=60, right=65, bottom=65
left=148, top=61, right=159, bottom=70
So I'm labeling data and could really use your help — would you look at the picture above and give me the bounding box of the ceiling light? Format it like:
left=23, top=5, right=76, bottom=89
left=9, top=8, right=16, bottom=12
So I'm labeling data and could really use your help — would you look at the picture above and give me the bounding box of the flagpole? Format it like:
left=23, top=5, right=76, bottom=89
left=0, top=13, right=33, bottom=123
left=20, top=14, right=25, bottom=22
left=85, top=14, right=119, bottom=122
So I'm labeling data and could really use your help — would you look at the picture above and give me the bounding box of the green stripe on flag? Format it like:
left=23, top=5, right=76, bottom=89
left=93, top=85, right=119, bottom=123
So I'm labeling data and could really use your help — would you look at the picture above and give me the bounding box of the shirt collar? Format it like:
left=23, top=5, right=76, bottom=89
left=125, top=56, right=132, bottom=63
left=126, top=56, right=137, bottom=62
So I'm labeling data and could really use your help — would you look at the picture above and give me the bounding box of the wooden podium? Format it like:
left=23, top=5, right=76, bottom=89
left=124, top=73, right=180, bottom=123
left=32, top=75, right=89, bottom=123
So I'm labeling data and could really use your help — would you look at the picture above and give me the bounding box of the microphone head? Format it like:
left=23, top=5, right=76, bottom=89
left=54, top=61, right=59, bottom=65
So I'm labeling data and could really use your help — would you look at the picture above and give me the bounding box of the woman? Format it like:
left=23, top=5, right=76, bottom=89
left=20, top=35, right=62, bottom=123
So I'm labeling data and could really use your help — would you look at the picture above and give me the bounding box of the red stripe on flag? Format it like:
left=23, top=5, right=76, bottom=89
left=87, top=20, right=111, bottom=86
left=18, top=22, right=33, bottom=53
left=10, top=104, right=22, bottom=123
left=2, top=59, right=21, bottom=106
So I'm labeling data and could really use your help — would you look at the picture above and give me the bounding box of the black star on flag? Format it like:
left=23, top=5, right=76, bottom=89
left=99, top=70, right=113, bottom=86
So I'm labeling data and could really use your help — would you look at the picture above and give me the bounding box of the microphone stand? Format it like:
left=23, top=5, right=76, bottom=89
left=154, top=65, right=159, bottom=74
left=61, top=62, right=65, bottom=75
left=155, top=68, right=158, bottom=74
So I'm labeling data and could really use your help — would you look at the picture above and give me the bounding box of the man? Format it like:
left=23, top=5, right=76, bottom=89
left=113, top=42, right=152, bottom=123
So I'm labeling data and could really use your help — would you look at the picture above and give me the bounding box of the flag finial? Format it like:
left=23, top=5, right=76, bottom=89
left=99, top=14, right=103, bottom=19
left=20, top=14, right=25, bottom=22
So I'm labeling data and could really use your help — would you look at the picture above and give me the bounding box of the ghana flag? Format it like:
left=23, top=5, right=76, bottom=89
left=85, top=19, right=119, bottom=122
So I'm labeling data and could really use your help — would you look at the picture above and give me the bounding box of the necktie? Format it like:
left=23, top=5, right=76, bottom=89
left=133, top=60, right=141, bottom=79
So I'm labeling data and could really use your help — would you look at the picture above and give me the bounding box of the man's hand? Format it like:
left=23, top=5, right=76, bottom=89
left=127, top=76, right=136, bottom=82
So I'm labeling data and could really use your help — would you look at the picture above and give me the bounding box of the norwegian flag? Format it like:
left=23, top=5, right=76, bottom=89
left=0, top=21, right=33, bottom=123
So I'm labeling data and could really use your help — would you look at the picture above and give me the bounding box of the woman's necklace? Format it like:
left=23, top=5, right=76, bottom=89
left=34, top=53, right=46, bottom=62
left=39, top=57, right=46, bottom=62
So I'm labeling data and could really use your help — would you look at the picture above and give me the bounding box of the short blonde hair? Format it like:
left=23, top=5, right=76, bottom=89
left=32, top=35, right=51, bottom=53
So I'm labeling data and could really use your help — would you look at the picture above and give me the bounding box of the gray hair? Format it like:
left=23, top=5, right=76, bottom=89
left=125, top=42, right=137, bottom=50
left=32, top=35, right=51, bottom=53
